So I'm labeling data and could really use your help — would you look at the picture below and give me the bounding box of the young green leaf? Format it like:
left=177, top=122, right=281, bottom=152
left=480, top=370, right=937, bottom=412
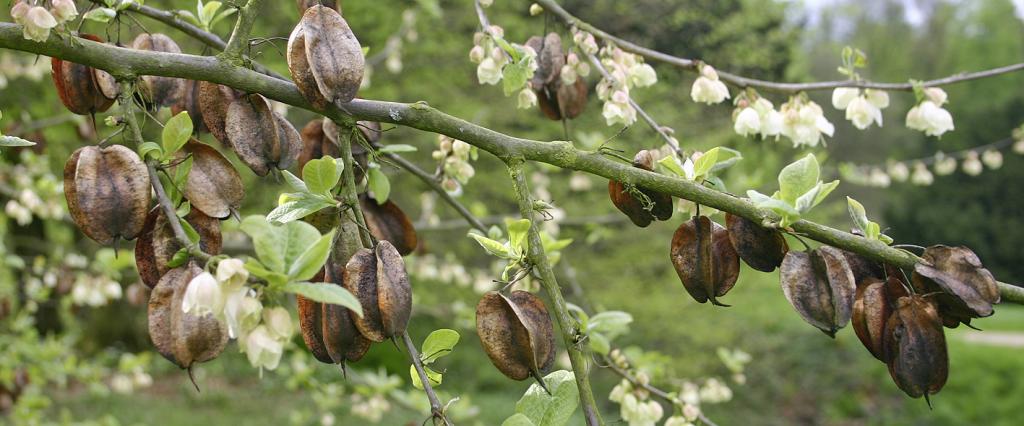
left=410, top=365, right=443, bottom=390
left=692, top=147, right=721, bottom=178
left=162, top=111, right=193, bottom=157
left=377, top=144, right=418, bottom=153
left=282, top=170, right=309, bottom=193
left=179, top=217, right=200, bottom=244
left=420, top=329, right=460, bottom=364
left=778, top=154, right=820, bottom=204
left=505, top=218, right=531, bottom=253
left=283, top=281, right=363, bottom=317
left=302, top=155, right=344, bottom=195
left=0, top=135, right=37, bottom=147
left=846, top=197, right=870, bottom=232
left=468, top=233, right=512, bottom=259
left=267, top=195, right=335, bottom=224
left=367, top=167, right=391, bottom=204
left=288, top=229, right=336, bottom=281
left=244, top=258, right=290, bottom=288
left=137, top=141, right=163, bottom=160
left=514, top=370, right=580, bottom=426
left=502, top=414, right=537, bottom=426
left=587, top=311, right=633, bottom=337
left=166, top=247, right=190, bottom=269
left=588, top=332, right=610, bottom=355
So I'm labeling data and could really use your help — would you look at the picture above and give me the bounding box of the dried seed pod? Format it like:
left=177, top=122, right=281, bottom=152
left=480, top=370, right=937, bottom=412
left=725, top=213, right=788, bottom=272
left=322, top=264, right=372, bottom=366
left=148, top=263, right=229, bottom=371
left=779, top=246, right=857, bottom=337
left=475, top=291, right=555, bottom=385
left=882, top=295, right=948, bottom=401
left=225, top=94, right=301, bottom=175
left=172, top=80, right=208, bottom=133
left=297, top=269, right=334, bottom=363
left=198, top=81, right=243, bottom=145
left=135, top=206, right=222, bottom=289
left=537, top=88, right=562, bottom=121
left=131, top=33, right=185, bottom=108
left=343, top=241, right=412, bottom=342
left=297, top=0, right=340, bottom=14
left=842, top=248, right=886, bottom=287
left=555, top=78, right=589, bottom=119
left=64, top=145, right=151, bottom=245
left=525, top=33, right=565, bottom=90
left=51, top=34, right=114, bottom=115
left=671, top=215, right=740, bottom=306
left=360, top=194, right=418, bottom=256
left=93, top=68, right=120, bottom=101
left=183, top=141, right=244, bottom=219
left=852, top=275, right=908, bottom=361
left=288, top=5, right=365, bottom=105
left=608, top=150, right=673, bottom=227
left=911, top=245, right=999, bottom=328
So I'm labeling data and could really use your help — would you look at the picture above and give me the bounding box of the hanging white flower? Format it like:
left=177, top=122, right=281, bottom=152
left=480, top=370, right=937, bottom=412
left=51, top=0, right=78, bottom=23
left=780, top=98, right=834, bottom=147
left=887, top=162, right=909, bottom=182
left=865, top=89, right=890, bottom=108
left=831, top=88, right=859, bottom=110
left=911, top=162, right=934, bottom=186
left=924, top=87, right=948, bottom=105
left=10, top=2, right=30, bottom=25
left=733, top=107, right=761, bottom=137
left=962, top=152, right=983, bottom=176
left=752, top=98, right=783, bottom=137
left=664, top=416, right=695, bottom=426
left=933, top=155, right=957, bottom=175
left=244, top=325, right=284, bottom=371
left=223, top=289, right=263, bottom=339
left=216, top=258, right=249, bottom=293
left=982, top=149, right=1003, bottom=169
left=262, top=307, right=294, bottom=341
left=517, top=88, right=537, bottom=109
left=181, top=272, right=223, bottom=316
left=868, top=168, right=891, bottom=187
left=476, top=57, right=503, bottom=85
left=468, top=45, right=485, bottom=63
left=22, top=6, right=58, bottom=42
left=906, top=101, right=954, bottom=137
left=833, top=88, right=887, bottom=129
left=690, top=65, right=730, bottom=105
left=628, top=63, right=657, bottom=88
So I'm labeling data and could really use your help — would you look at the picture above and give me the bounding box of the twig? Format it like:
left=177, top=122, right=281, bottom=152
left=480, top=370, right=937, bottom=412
left=402, top=331, right=453, bottom=426
left=533, top=0, right=1024, bottom=93
left=386, top=153, right=489, bottom=233
left=221, top=0, right=267, bottom=65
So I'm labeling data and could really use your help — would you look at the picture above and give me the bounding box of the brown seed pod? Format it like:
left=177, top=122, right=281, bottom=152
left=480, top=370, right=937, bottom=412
left=608, top=150, right=673, bottom=227
left=51, top=34, right=114, bottom=115
left=297, top=269, right=334, bottom=364
left=475, top=291, right=555, bottom=386
left=882, top=295, right=948, bottom=402
left=148, top=263, right=229, bottom=371
left=64, top=145, right=151, bottom=245
left=725, top=213, right=788, bottom=272
left=671, top=215, right=740, bottom=306
left=198, top=81, right=243, bottom=145
left=537, top=87, right=562, bottom=121
left=842, top=248, right=886, bottom=287
left=135, top=206, right=222, bottom=289
left=322, top=263, right=372, bottom=366
left=288, top=5, right=365, bottom=105
left=182, top=141, right=244, bottom=219
left=173, top=80, right=208, bottom=133
left=779, top=246, right=857, bottom=337
left=360, top=194, right=418, bottom=256
left=911, top=245, right=999, bottom=328
left=555, top=78, right=589, bottom=120
left=525, top=33, right=565, bottom=90
left=297, top=0, right=340, bottom=14
left=225, top=94, right=301, bottom=176
left=131, top=33, right=185, bottom=108
left=343, top=241, right=412, bottom=342
left=852, top=275, right=908, bottom=361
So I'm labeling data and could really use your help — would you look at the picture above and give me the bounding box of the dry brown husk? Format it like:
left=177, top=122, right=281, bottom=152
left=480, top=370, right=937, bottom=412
left=670, top=215, right=740, bottom=306
left=51, top=34, right=114, bottom=115
left=64, top=145, right=151, bottom=245
left=172, top=80, right=208, bottom=133
left=852, top=274, right=908, bottom=361
left=882, top=294, right=948, bottom=402
left=148, top=263, right=228, bottom=372
left=608, top=150, right=673, bottom=227
left=224, top=94, right=300, bottom=176
left=198, top=81, right=244, bottom=145
left=360, top=194, right=418, bottom=256
left=475, top=291, right=555, bottom=386
left=182, top=141, right=244, bottom=219
left=287, top=5, right=364, bottom=106
left=135, top=207, right=222, bottom=289
left=130, top=33, right=185, bottom=108
left=910, top=245, right=1000, bottom=328
left=779, top=246, right=857, bottom=337
left=343, top=240, right=412, bottom=342
left=725, top=213, right=788, bottom=272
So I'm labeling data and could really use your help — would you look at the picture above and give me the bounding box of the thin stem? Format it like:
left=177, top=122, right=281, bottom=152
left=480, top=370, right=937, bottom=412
left=118, top=80, right=209, bottom=262
left=387, top=153, right=489, bottom=233
left=222, top=0, right=268, bottom=65
left=402, top=331, right=452, bottom=425
left=507, top=161, right=605, bottom=426
left=534, top=0, right=1024, bottom=93
left=334, top=125, right=375, bottom=248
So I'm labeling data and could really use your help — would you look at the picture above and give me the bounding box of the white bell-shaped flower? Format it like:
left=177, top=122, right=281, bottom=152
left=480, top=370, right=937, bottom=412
left=216, top=258, right=249, bottom=294
left=911, top=162, right=934, bottom=186
left=982, top=149, right=1003, bottom=169
left=962, top=152, right=983, bottom=176
left=51, top=0, right=78, bottom=23
left=690, top=65, right=730, bottom=105
left=244, top=325, right=284, bottom=371
left=476, top=57, right=503, bottom=85
left=223, top=289, right=263, bottom=339
left=181, top=272, right=223, bottom=316
left=733, top=107, right=761, bottom=137
left=906, top=100, right=954, bottom=137
left=262, top=307, right=294, bottom=341
left=23, top=6, right=58, bottom=42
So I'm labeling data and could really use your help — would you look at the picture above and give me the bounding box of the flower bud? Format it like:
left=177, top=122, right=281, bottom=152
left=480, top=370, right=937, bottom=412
left=517, top=88, right=538, bottom=109
left=10, top=2, right=30, bottom=25
left=962, top=152, right=982, bottom=176
left=529, top=3, right=544, bottom=15
left=224, top=289, right=262, bottom=338
left=215, top=258, right=249, bottom=293
left=477, top=57, right=502, bottom=85
left=981, top=149, right=1003, bottom=169
left=51, top=0, right=78, bottom=23
left=910, top=162, right=934, bottom=186
left=733, top=107, right=761, bottom=137
left=924, top=87, right=948, bottom=105
left=887, top=162, right=909, bottom=182
left=468, top=45, right=485, bottom=63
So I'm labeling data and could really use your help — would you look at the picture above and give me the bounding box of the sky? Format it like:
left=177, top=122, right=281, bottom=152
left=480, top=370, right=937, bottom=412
left=799, top=0, right=1024, bottom=23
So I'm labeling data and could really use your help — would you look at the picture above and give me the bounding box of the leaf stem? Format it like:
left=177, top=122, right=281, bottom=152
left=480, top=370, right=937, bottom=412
left=402, top=331, right=453, bottom=426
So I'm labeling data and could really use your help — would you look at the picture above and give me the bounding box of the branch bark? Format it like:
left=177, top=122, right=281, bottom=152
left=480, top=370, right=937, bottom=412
left=2, top=24, right=1019, bottom=304
left=221, top=0, right=267, bottom=64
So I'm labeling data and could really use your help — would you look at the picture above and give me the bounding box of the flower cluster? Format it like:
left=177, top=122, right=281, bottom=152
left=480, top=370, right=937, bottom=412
left=559, top=52, right=591, bottom=86
left=1, top=150, right=68, bottom=226
left=831, top=88, right=889, bottom=129
left=181, top=259, right=293, bottom=371
left=70, top=275, right=122, bottom=307
left=779, top=95, right=834, bottom=147
left=906, top=88, right=954, bottom=137
left=432, top=135, right=477, bottom=196
left=595, top=45, right=658, bottom=127
left=841, top=143, right=1014, bottom=188
left=690, top=65, right=730, bottom=105
left=733, top=97, right=783, bottom=139
left=609, top=377, right=664, bottom=426
left=10, top=0, right=77, bottom=42
left=469, top=26, right=540, bottom=110
left=469, top=27, right=508, bottom=85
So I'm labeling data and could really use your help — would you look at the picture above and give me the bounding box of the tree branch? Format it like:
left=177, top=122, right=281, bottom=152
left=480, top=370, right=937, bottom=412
left=1, top=24, right=1019, bottom=305
left=221, top=0, right=267, bottom=64
left=533, top=0, right=1024, bottom=93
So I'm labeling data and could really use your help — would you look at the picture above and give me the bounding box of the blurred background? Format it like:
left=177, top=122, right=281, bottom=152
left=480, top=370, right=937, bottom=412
left=1, top=0, right=1022, bottom=424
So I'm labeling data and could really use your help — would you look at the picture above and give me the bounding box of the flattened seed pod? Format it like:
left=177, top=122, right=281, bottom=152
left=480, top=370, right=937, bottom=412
left=292, top=5, right=365, bottom=104
left=475, top=291, right=555, bottom=386
left=842, top=248, right=886, bottom=287
left=148, top=263, right=229, bottom=371
left=360, top=194, right=418, bottom=256
left=198, top=81, right=243, bottom=145
left=173, top=80, right=208, bottom=133
left=183, top=141, right=244, bottom=219
left=297, top=0, right=340, bottom=14
left=51, top=34, right=114, bottom=115
left=272, top=112, right=303, bottom=171
left=298, top=119, right=339, bottom=172
left=725, top=213, right=788, bottom=272
left=287, top=23, right=330, bottom=110
left=911, top=245, right=999, bottom=328
left=525, top=33, right=565, bottom=90
left=882, top=295, right=948, bottom=402
left=64, top=145, right=151, bottom=245
left=297, top=269, right=334, bottom=364
left=343, top=241, right=412, bottom=342
left=135, top=207, right=222, bottom=289
left=671, top=215, right=740, bottom=306
left=131, top=33, right=185, bottom=107
left=852, top=275, right=907, bottom=361
left=225, top=94, right=281, bottom=176
left=608, top=150, right=673, bottom=227
left=779, top=247, right=857, bottom=337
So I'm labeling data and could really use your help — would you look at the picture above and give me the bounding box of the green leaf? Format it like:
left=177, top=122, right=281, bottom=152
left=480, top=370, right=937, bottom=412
left=302, top=155, right=343, bottom=195
left=420, top=329, right=460, bottom=364
left=778, top=154, right=820, bottom=204
left=288, top=229, right=336, bottom=281
left=162, top=112, right=193, bottom=156
left=468, top=233, right=512, bottom=259
left=0, top=135, right=36, bottom=147
left=179, top=217, right=200, bottom=244
left=244, top=258, right=290, bottom=287
left=377, top=144, right=418, bottom=153
left=587, top=311, right=632, bottom=337
left=137, top=141, right=163, bottom=160
left=692, top=147, right=721, bottom=178
left=502, top=414, right=537, bottom=426
left=502, top=57, right=532, bottom=96
left=281, top=170, right=309, bottom=193
left=710, top=147, right=743, bottom=173
left=266, top=195, right=335, bottom=224
left=84, top=7, right=117, bottom=23
left=588, top=332, right=610, bottom=355
left=812, top=180, right=840, bottom=208
left=410, top=365, right=442, bottom=390
left=166, top=247, right=190, bottom=269
left=282, top=282, right=362, bottom=317
left=864, top=221, right=881, bottom=241
left=505, top=218, right=531, bottom=253
left=514, top=370, right=579, bottom=426
left=367, top=167, right=391, bottom=203
left=846, top=197, right=869, bottom=232
left=240, top=216, right=321, bottom=274
left=209, top=8, right=237, bottom=28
